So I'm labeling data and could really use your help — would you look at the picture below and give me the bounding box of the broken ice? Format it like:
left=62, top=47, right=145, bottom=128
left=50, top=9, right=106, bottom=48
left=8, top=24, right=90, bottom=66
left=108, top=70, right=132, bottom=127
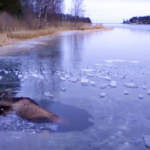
left=120, top=76, right=125, bottom=79
left=81, top=78, right=89, bottom=86
left=49, top=124, right=58, bottom=131
left=142, top=85, right=147, bottom=89
left=90, top=81, right=95, bottom=86
left=100, top=83, right=107, bottom=89
left=87, top=74, right=93, bottom=77
left=60, top=87, right=66, bottom=92
left=82, top=69, right=94, bottom=72
left=124, top=82, right=138, bottom=88
left=100, top=92, right=106, bottom=98
left=139, top=94, right=144, bottom=99
left=69, top=77, right=78, bottom=83
left=18, top=75, right=23, bottom=78
left=44, top=92, right=53, bottom=98
left=124, top=90, right=129, bottom=95
left=108, top=81, right=117, bottom=88
left=60, top=76, right=66, bottom=81
left=105, top=76, right=112, bottom=81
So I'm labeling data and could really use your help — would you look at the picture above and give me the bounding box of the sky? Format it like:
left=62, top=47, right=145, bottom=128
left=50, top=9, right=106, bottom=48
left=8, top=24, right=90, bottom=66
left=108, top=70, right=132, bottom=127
left=65, top=0, right=150, bottom=23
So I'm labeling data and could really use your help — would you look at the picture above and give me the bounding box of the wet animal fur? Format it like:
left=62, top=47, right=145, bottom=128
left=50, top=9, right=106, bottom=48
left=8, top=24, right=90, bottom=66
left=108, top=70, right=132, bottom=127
left=0, top=89, right=62, bottom=124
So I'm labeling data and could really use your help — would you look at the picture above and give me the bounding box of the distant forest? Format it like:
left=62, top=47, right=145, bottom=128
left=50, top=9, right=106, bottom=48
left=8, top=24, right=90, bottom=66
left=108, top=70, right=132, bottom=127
left=123, top=16, right=150, bottom=24
left=0, top=0, right=91, bottom=29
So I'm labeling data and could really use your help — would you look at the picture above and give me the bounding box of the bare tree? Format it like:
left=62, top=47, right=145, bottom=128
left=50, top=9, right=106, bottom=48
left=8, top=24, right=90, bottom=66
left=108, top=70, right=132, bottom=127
left=35, top=0, right=55, bottom=29
left=20, top=0, right=34, bottom=15
left=71, top=0, right=85, bottom=26
left=20, top=0, right=65, bottom=28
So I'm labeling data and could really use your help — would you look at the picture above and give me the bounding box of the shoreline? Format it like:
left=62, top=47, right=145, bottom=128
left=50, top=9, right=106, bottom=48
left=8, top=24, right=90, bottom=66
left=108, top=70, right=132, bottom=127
left=0, top=25, right=112, bottom=48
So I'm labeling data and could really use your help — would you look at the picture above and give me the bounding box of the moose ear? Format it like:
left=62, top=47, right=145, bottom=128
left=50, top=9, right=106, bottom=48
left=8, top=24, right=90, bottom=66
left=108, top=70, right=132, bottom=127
left=0, top=92, right=6, bottom=98
left=0, top=89, right=12, bottom=98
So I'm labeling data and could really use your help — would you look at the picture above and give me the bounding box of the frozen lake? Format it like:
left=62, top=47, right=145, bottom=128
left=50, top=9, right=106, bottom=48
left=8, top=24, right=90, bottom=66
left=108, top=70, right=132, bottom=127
left=0, top=24, right=150, bottom=149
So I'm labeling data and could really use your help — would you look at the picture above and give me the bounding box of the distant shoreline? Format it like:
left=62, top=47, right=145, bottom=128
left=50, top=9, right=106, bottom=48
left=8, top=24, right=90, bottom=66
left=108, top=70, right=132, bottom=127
left=123, top=16, right=150, bottom=25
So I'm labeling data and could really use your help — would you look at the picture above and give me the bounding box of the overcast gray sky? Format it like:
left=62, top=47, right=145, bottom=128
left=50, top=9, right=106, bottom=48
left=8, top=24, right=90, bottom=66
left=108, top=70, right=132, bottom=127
left=65, top=0, right=150, bottom=23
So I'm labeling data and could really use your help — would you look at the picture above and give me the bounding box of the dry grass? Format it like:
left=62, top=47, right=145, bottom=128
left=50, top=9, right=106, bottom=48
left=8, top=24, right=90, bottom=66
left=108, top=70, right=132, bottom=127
left=77, top=24, right=105, bottom=30
left=7, top=23, right=108, bottom=40
left=0, top=33, right=19, bottom=46
left=0, top=12, right=108, bottom=46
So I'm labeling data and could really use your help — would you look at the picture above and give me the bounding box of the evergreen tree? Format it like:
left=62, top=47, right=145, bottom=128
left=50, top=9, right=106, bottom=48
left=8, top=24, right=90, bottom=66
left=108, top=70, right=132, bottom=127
left=0, top=0, right=21, bottom=15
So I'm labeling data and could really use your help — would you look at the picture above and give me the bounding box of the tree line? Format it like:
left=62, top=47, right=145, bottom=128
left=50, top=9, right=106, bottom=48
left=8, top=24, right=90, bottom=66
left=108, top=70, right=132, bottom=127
left=0, top=0, right=91, bottom=28
left=123, top=16, right=150, bottom=24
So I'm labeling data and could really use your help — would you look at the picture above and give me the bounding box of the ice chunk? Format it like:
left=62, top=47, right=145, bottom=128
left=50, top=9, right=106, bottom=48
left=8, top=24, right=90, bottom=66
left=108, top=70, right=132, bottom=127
left=124, top=82, right=138, bottom=88
left=81, top=78, right=89, bottom=86
left=105, top=60, right=113, bottom=63
left=120, top=76, right=125, bottom=79
left=4, top=70, right=9, bottom=74
left=60, top=87, right=66, bottom=92
left=105, top=59, right=125, bottom=63
left=90, top=81, right=95, bottom=86
left=139, top=94, right=144, bottom=99
left=109, top=81, right=117, bottom=88
left=18, top=75, right=23, bottom=78
left=32, top=74, right=43, bottom=79
left=105, top=76, right=111, bottom=81
left=44, top=92, right=53, bottom=98
left=93, top=64, right=102, bottom=66
left=124, top=91, right=129, bottom=95
left=128, top=60, right=139, bottom=63
left=49, top=124, right=58, bottom=131
left=69, top=77, right=78, bottom=83
left=88, top=74, right=93, bottom=77
left=82, top=69, right=94, bottom=72
left=144, top=135, right=150, bottom=148
left=100, top=83, right=107, bottom=89
left=142, top=85, right=147, bottom=89
left=60, top=76, right=66, bottom=81
left=100, top=92, right=106, bottom=98
left=65, top=75, right=69, bottom=78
